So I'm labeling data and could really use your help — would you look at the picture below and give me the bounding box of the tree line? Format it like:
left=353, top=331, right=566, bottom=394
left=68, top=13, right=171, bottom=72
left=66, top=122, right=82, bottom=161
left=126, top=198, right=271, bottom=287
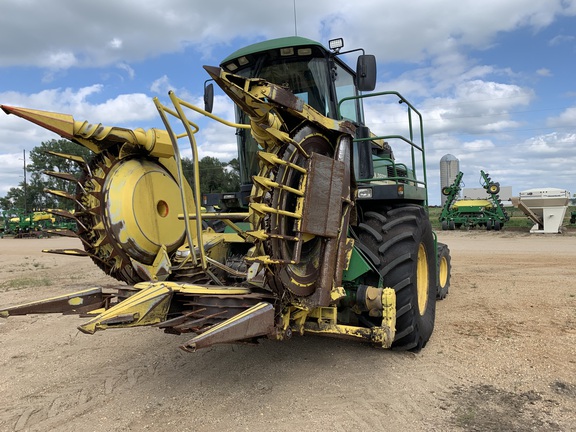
left=0, top=139, right=240, bottom=214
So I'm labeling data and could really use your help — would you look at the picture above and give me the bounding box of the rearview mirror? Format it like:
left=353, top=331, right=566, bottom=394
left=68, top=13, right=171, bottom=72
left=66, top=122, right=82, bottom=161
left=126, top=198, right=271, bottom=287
left=356, top=55, right=376, bottom=92
left=204, top=82, right=214, bottom=113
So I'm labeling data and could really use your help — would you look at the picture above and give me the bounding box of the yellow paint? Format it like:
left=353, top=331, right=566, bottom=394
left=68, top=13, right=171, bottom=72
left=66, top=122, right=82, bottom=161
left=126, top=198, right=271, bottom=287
left=78, top=283, right=174, bottom=334
left=453, top=199, right=492, bottom=209
left=439, top=254, right=449, bottom=289
left=416, top=243, right=429, bottom=316
left=67, top=297, right=84, bottom=306
left=133, top=281, right=251, bottom=296
left=105, top=159, right=185, bottom=258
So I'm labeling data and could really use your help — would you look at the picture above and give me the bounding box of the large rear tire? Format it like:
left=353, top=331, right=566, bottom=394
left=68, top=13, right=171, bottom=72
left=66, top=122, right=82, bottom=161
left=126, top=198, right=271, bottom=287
left=357, top=205, right=436, bottom=351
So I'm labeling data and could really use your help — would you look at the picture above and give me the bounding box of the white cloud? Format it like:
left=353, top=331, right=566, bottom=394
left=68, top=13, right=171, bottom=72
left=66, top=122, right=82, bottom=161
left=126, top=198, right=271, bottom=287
left=536, top=68, right=552, bottom=77
left=549, top=34, right=576, bottom=46
left=116, top=62, right=135, bottom=79
left=39, top=50, right=78, bottom=69
left=151, top=75, right=173, bottom=95
left=547, top=106, right=576, bottom=127
left=108, top=38, right=123, bottom=50
left=1, top=0, right=575, bottom=69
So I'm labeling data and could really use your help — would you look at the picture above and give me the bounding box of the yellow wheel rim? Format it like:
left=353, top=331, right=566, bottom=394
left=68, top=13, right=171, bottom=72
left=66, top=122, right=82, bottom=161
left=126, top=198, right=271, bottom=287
left=416, top=243, right=429, bottom=315
left=439, top=255, right=448, bottom=289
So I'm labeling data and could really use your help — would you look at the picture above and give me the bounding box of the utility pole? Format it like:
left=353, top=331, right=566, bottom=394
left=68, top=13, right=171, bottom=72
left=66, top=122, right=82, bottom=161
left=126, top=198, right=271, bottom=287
left=23, top=149, right=28, bottom=214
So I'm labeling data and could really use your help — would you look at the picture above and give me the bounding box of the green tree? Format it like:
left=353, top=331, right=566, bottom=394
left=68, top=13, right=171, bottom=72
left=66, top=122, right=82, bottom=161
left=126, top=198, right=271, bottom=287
left=182, top=156, right=241, bottom=194
left=0, top=186, right=26, bottom=214
left=0, top=139, right=91, bottom=213
left=27, top=139, right=91, bottom=210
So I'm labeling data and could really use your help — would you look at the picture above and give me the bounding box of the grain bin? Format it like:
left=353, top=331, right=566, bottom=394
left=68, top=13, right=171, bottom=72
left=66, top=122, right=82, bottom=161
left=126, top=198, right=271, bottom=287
left=440, top=154, right=459, bottom=205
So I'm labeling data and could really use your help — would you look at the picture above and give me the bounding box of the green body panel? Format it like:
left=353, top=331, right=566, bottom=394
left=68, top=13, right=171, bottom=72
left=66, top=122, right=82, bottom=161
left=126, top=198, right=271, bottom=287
left=342, top=246, right=372, bottom=282
left=221, top=36, right=324, bottom=64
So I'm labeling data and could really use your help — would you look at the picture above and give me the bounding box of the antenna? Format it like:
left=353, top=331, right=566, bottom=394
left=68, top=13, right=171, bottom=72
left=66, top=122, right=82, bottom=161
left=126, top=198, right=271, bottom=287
left=293, top=0, right=298, bottom=36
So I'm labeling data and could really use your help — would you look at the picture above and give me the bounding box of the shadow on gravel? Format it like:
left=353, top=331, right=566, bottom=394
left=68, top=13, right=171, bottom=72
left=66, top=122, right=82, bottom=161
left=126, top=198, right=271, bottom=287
left=450, top=383, right=565, bottom=431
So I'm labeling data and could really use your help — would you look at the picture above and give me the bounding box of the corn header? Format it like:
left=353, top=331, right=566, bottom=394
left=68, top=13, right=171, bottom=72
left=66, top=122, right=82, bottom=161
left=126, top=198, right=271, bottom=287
left=1, top=37, right=450, bottom=352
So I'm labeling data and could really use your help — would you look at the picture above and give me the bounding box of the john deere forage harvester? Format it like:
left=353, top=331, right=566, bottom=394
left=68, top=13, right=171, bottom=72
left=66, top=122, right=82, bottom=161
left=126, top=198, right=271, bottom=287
left=1, top=37, right=450, bottom=352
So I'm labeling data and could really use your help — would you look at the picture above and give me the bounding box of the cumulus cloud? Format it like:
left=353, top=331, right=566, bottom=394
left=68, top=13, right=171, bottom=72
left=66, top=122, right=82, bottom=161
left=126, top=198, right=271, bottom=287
left=1, top=0, right=575, bottom=69
left=547, top=106, right=576, bottom=127
left=39, top=51, right=78, bottom=69
left=0, top=86, right=159, bottom=151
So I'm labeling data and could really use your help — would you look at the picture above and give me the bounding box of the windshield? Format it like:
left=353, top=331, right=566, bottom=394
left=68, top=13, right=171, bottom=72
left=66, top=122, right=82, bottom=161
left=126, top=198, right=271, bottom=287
left=227, top=50, right=364, bottom=184
left=238, top=57, right=332, bottom=117
left=232, top=55, right=333, bottom=184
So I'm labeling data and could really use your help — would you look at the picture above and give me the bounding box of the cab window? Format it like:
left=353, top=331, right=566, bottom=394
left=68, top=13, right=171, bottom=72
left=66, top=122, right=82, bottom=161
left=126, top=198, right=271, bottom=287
left=334, top=63, right=363, bottom=124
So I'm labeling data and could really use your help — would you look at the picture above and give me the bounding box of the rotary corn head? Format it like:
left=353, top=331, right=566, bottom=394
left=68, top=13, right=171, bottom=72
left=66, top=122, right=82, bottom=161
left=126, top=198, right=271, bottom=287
left=1, top=37, right=450, bottom=352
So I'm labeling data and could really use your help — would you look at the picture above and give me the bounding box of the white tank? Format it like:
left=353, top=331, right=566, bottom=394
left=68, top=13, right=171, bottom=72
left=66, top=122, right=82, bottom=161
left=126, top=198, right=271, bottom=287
left=440, top=154, right=459, bottom=205
left=511, top=188, right=570, bottom=233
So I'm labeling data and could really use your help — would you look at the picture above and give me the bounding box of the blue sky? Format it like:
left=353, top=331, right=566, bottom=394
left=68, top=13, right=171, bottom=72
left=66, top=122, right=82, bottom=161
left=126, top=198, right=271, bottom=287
left=1, top=0, right=575, bottom=205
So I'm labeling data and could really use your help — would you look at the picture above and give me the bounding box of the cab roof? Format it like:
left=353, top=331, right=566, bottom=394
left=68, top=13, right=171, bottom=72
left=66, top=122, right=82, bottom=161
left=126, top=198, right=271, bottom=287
left=220, top=36, right=326, bottom=65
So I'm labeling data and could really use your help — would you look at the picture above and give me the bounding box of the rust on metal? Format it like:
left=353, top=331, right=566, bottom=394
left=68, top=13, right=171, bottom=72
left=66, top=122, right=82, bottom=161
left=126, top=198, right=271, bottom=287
left=180, top=302, right=275, bottom=352
left=300, top=153, right=345, bottom=238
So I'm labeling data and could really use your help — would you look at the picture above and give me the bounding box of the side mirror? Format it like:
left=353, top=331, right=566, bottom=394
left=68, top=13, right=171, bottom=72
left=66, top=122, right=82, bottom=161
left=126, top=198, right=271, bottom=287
left=356, top=54, right=376, bottom=92
left=204, top=81, right=214, bottom=113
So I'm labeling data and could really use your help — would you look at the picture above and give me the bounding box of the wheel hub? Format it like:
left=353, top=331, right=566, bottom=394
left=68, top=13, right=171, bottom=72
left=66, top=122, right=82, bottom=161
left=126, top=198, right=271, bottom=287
left=104, top=158, right=185, bottom=264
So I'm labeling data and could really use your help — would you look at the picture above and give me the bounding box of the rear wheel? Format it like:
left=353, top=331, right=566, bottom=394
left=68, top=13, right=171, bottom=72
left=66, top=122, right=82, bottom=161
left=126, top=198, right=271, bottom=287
left=356, top=205, right=436, bottom=351
left=436, top=243, right=451, bottom=300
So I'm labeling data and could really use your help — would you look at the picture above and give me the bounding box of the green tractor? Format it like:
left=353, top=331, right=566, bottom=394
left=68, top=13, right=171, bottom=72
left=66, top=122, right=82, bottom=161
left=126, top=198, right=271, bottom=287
left=1, top=36, right=451, bottom=352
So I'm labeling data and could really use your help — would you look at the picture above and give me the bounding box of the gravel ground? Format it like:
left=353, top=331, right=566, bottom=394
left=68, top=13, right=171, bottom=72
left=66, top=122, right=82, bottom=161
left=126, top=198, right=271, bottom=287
left=0, top=231, right=575, bottom=431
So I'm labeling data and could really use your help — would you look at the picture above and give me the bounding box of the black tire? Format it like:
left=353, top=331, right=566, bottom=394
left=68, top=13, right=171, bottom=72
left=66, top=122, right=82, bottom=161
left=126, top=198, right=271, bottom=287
left=441, top=220, right=448, bottom=230
left=357, top=205, right=436, bottom=351
left=448, top=220, right=456, bottom=230
left=436, top=243, right=451, bottom=300
left=493, top=220, right=501, bottom=231
left=486, top=220, right=493, bottom=231
left=488, top=183, right=500, bottom=194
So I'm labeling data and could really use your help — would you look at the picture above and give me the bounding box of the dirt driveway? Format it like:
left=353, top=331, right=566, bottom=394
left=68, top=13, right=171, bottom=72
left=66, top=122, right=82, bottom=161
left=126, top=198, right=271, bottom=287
left=0, top=231, right=575, bottom=431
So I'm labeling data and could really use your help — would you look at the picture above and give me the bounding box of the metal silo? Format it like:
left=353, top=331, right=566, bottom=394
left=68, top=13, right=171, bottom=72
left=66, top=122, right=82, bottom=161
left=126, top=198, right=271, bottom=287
left=440, top=154, right=460, bottom=205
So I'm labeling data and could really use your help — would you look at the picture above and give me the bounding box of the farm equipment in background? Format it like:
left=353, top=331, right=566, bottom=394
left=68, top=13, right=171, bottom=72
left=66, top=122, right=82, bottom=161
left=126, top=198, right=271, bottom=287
left=440, top=170, right=509, bottom=230
left=1, top=36, right=451, bottom=352
left=0, top=209, right=76, bottom=238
